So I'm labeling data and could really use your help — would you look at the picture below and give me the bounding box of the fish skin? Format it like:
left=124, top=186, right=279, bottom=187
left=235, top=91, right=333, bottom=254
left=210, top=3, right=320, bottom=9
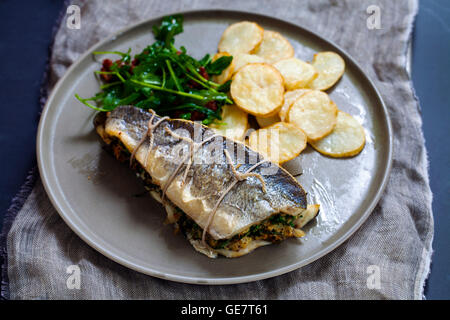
left=96, top=105, right=307, bottom=240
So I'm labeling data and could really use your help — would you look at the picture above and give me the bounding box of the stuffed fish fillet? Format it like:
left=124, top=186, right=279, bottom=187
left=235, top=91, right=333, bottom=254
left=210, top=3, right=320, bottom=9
left=94, top=105, right=317, bottom=258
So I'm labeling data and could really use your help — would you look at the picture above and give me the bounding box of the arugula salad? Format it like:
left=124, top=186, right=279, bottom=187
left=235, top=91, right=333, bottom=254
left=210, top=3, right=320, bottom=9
left=76, top=15, right=233, bottom=125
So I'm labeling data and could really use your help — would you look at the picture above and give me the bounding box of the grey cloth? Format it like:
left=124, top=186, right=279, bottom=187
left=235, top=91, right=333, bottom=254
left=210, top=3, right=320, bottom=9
left=4, top=0, right=433, bottom=299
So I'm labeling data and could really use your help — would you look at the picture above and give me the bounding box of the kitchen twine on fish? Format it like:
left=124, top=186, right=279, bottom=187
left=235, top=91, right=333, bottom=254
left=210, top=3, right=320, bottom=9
left=131, top=114, right=271, bottom=248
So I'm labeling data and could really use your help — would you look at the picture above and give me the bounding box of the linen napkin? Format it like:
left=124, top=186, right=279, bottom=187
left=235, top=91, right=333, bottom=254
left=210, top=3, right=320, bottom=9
left=1, top=0, right=433, bottom=299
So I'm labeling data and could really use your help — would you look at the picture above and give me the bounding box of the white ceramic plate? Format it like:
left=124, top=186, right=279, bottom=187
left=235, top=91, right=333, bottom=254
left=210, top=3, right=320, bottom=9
left=37, top=10, right=392, bottom=284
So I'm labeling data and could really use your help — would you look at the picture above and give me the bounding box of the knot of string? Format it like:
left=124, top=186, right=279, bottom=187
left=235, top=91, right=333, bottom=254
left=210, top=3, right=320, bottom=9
left=129, top=109, right=169, bottom=168
left=161, top=127, right=220, bottom=203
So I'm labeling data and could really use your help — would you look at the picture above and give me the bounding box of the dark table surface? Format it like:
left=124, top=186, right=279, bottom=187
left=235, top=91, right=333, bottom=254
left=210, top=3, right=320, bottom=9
left=0, top=0, right=448, bottom=299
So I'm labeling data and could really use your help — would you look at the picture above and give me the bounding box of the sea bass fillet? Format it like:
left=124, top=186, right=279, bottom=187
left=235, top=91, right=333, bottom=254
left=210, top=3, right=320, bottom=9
left=95, top=105, right=313, bottom=257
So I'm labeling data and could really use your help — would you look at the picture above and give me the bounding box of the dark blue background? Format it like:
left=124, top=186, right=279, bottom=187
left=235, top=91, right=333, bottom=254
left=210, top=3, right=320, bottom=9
left=0, top=0, right=448, bottom=299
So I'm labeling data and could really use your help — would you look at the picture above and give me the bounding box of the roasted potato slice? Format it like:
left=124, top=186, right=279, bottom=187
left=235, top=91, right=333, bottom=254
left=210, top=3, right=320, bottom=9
left=273, top=58, right=318, bottom=90
left=248, top=122, right=307, bottom=163
left=254, top=30, right=294, bottom=64
left=310, top=111, right=365, bottom=157
left=256, top=114, right=281, bottom=128
left=210, top=104, right=248, bottom=141
left=232, top=53, right=265, bottom=74
left=307, top=51, right=345, bottom=91
left=231, top=63, right=284, bottom=117
left=278, top=89, right=312, bottom=121
left=218, top=21, right=264, bottom=55
left=211, top=52, right=235, bottom=85
left=295, top=204, right=320, bottom=228
left=287, top=90, right=338, bottom=141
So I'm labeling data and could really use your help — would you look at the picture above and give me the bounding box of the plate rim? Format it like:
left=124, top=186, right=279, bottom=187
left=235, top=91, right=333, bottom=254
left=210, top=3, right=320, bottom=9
left=36, top=9, right=393, bottom=285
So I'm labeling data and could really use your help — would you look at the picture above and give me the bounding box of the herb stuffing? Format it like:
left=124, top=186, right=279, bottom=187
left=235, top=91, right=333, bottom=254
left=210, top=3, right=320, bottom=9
left=75, top=14, right=233, bottom=125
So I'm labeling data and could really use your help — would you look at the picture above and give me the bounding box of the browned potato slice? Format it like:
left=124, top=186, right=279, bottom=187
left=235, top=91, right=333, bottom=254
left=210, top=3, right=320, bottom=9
left=287, top=90, right=338, bottom=141
left=231, top=63, right=285, bottom=117
left=278, top=89, right=312, bottom=121
left=232, top=53, right=265, bottom=74
left=248, top=122, right=307, bottom=163
left=310, top=111, right=365, bottom=157
left=307, top=51, right=345, bottom=91
left=295, top=204, right=320, bottom=228
left=256, top=114, right=281, bottom=128
left=218, top=21, right=264, bottom=55
left=211, top=52, right=235, bottom=85
left=254, top=30, right=294, bottom=64
left=273, top=58, right=318, bottom=90
left=210, top=104, right=248, bottom=141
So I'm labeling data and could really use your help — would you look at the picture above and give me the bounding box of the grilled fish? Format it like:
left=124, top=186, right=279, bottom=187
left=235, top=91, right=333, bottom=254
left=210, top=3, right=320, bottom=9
left=94, top=105, right=317, bottom=258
